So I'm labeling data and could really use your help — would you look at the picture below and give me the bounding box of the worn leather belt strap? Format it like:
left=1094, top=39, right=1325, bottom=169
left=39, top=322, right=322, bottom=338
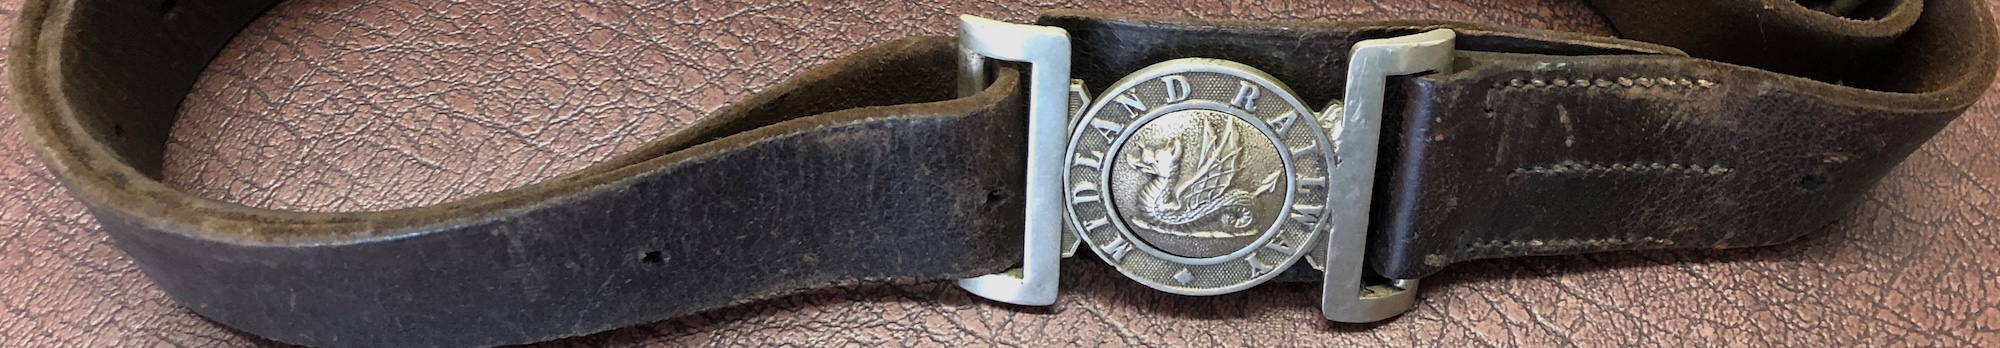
left=12, top=0, right=1995, bottom=347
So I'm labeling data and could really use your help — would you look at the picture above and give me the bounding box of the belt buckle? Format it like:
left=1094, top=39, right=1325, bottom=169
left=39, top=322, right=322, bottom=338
left=952, top=15, right=1454, bottom=323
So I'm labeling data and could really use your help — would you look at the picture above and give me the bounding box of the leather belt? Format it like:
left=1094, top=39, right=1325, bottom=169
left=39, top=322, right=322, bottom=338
left=11, top=0, right=1994, bottom=346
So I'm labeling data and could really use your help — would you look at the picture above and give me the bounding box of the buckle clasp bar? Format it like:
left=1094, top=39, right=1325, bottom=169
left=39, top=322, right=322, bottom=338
left=951, top=15, right=1457, bottom=321
left=954, top=15, right=1071, bottom=306
left=1321, top=28, right=1456, bottom=323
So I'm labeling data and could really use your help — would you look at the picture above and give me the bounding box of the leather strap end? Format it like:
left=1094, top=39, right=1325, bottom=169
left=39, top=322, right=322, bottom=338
left=1373, top=0, right=1998, bottom=278
left=13, top=1, right=1032, bottom=344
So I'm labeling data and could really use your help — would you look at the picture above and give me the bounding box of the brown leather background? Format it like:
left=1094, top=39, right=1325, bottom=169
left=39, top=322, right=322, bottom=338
left=3, top=0, right=1998, bottom=346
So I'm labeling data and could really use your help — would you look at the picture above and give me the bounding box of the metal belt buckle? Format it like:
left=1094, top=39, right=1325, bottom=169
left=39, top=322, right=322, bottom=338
left=952, top=15, right=1455, bottom=322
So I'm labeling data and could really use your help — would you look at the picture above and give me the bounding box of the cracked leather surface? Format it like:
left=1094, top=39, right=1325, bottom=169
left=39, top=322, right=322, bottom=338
left=3, top=0, right=1999, bottom=346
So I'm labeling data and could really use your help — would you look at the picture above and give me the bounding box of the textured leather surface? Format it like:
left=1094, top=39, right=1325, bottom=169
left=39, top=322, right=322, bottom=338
left=1026, top=6, right=1997, bottom=280
left=3, top=1, right=1999, bottom=348
left=1374, top=0, right=1998, bottom=278
left=15, top=1, right=1031, bottom=346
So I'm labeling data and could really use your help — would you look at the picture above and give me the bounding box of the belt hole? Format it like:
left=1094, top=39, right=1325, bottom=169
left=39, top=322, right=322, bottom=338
left=1796, top=173, right=1830, bottom=191
left=985, top=188, right=1010, bottom=205
left=639, top=250, right=668, bottom=265
left=159, top=0, right=180, bottom=21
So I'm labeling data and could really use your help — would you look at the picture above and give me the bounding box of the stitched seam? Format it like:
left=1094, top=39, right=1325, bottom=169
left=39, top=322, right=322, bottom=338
left=1460, top=237, right=1671, bottom=251
left=1509, top=160, right=1732, bottom=177
left=1495, top=77, right=1720, bottom=90
left=1483, top=77, right=1718, bottom=119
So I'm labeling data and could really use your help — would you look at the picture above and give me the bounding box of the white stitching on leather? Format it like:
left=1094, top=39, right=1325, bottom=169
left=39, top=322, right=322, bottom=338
left=1460, top=236, right=1673, bottom=252
left=1498, top=77, right=1718, bottom=89
left=1510, top=160, right=1733, bottom=177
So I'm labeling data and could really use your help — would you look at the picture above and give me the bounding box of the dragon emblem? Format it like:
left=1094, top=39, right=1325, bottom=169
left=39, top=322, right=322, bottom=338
left=1125, top=115, right=1282, bottom=239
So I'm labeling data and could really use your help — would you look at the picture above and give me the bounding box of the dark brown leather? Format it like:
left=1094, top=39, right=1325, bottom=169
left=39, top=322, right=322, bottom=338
left=3, top=0, right=2000, bottom=348
left=13, top=2, right=1027, bottom=346
left=1377, top=0, right=1997, bottom=278
left=1045, top=0, right=1996, bottom=279
left=1044, top=12, right=1678, bottom=107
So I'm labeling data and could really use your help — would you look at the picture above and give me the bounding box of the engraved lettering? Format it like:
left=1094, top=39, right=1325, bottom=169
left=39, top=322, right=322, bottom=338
left=1230, top=81, right=1261, bottom=110
left=1297, top=176, right=1327, bottom=188
left=1290, top=142, right=1320, bottom=158
left=1102, top=236, right=1135, bottom=263
left=1114, top=93, right=1148, bottom=113
left=1247, top=252, right=1275, bottom=277
left=1059, top=58, right=1340, bottom=293
left=1089, top=118, right=1126, bottom=142
left=1080, top=217, right=1111, bottom=232
left=1262, top=238, right=1296, bottom=255
left=1073, top=150, right=1106, bottom=170
left=1071, top=181, right=1102, bottom=205
left=1268, top=110, right=1301, bottom=134
left=1162, top=75, right=1192, bottom=102
left=1290, top=204, right=1324, bottom=225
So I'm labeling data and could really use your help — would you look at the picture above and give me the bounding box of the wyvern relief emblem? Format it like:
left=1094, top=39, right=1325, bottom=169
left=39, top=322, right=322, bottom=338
left=1125, top=112, right=1282, bottom=239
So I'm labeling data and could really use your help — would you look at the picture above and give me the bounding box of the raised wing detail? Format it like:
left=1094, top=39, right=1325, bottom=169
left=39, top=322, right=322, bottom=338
left=1128, top=115, right=1284, bottom=238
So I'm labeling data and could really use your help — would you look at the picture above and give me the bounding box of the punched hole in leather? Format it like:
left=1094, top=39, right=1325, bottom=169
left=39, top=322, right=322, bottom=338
left=1374, top=0, right=1995, bottom=278
left=13, top=0, right=1997, bottom=347
left=1038, top=0, right=1995, bottom=279
left=17, top=1, right=1028, bottom=347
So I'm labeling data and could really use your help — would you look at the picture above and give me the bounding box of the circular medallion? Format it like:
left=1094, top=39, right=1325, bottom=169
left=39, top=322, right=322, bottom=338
left=1063, top=58, right=1337, bottom=295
